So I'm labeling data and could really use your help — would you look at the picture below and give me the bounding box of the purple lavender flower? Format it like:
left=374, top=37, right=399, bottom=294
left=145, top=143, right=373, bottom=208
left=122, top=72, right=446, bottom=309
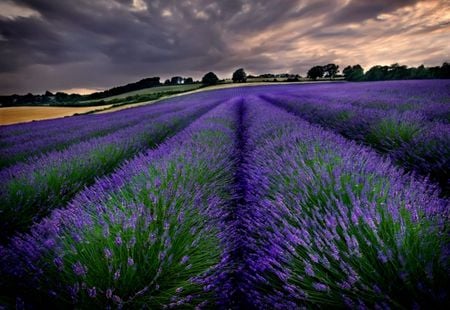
left=114, top=270, right=121, bottom=281
left=181, top=256, right=189, bottom=264
left=104, top=248, right=113, bottom=259
left=127, top=257, right=134, bottom=266
left=72, top=261, right=87, bottom=277
left=87, top=287, right=97, bottom=298
left=115, top=235, right=122, bottom=246
left=105, top=288, right=113, bottom=299
left=312, top=282, right=329, bottom=292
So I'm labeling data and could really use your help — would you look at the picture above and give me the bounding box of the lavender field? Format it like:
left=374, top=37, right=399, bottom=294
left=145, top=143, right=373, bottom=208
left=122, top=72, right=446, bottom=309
left=0, top=80, right=449, bottom=308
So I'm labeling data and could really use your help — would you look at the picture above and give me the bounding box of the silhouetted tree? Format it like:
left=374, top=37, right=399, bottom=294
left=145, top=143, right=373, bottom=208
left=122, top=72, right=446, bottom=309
left=232, top=68, right=247, bottom=83
left=170, top=76, right=183, bottom=84
left=307, top=66, right=324, bottom=80
left=410, top=65, right=429, bottom=79
left=201, top=72, right=219, bottom=85
left=164, top=79, right=171, bottom=85
left=323, top=64, right=339, bottom=79
left=440, top=62, right=450, bottom=78
left=365, top=65, right=389, bottom=81
left=343, top=65, right=364, bottom=81
left=185, top=77, right=194, bottom=84
left=388, top=63, right=409, bottom=80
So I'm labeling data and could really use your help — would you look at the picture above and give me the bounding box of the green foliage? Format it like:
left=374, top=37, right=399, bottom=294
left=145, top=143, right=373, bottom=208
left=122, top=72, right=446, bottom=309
left=0, top=122, right=181, bottom=240
left=265, top=129, right=448, bottom=307
left=366, top=118, right=422, bottom=151
left=53, top=161, right=224, bottom=307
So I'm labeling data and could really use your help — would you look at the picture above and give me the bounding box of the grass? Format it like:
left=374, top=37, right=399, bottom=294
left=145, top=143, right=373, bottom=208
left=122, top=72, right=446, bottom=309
left=81, top=84, right=203, bottom=103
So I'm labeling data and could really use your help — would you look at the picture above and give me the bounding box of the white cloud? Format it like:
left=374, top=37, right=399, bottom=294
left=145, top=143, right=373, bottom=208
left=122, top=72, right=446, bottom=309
left=161, top=9, right=173, bottom=17
left=0, top=1, right=40, bottom=19
left=131, top=0, right=148, bottom=12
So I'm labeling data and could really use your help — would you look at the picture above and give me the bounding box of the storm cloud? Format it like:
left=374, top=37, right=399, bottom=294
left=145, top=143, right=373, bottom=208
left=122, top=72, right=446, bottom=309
left=0, top=0, right=449, bottom=94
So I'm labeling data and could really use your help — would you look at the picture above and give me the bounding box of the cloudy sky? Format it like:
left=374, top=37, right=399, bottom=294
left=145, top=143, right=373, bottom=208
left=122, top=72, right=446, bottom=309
left=0, top=0, right=449, bottom=95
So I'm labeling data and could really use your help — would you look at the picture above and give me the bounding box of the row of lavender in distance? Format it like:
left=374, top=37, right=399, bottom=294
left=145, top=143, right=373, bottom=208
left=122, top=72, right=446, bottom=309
left=262, top=93, right=450, bottom=194
left=0, top=100, right=218, bottom=242
left=282, top=80, right=450, bottom=123
left=0, top=89, right=197, bottom=139
left=0, top=99, right=240, bottom=308
left=233, top=97, right=449, bottom=308
left=0, top=90, right=232, bottom=167
left=0, top=103, right=185, bottom=169
left=0, top=89, right=214, bottom=140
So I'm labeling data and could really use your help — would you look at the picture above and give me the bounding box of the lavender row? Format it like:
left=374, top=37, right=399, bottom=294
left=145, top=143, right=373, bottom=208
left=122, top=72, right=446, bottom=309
left=282, top=80, right=450, bottom=123
left=262, top=93, right=450, bottom=194
left=0, top=104, right=187, bottom=169
left=0, top=89, right=233, bottom=143
left=236, top=97, right=448, bottom=307
left=0, top=101, right=217, bottom=241
left=0, top=99, right=240, bottom=308
left=0, top=91, right=213, bottom=153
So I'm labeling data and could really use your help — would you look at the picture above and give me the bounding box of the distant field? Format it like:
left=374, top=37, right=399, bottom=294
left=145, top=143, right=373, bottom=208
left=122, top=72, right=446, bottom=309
left=82, top=83, right=203, bottom=103
left=0, top=81, right=344, bottom=124
left=0, top=105, right=112, bottom=125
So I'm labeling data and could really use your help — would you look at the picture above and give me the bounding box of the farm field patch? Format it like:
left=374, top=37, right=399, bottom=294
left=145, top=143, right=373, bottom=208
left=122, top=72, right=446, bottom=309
left=0, top=105, right=113, bottom=125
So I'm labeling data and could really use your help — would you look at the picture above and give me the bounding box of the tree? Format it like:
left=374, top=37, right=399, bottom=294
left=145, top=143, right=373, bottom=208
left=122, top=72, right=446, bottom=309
left=232, top=68, right=247, bottom=83
left=307, top=66, right=324, bottom=80
left=201, top=72, right=219, bottom=85
left=388, top=63, right=409, bottom=80
left=185, top=77, right=194, bottom=84
left=343, top=65, right=364, bottom=81
left=323, top=64, right=339, bottom=79
left=365, top=65, right=389, bottom=81
left=170, top=76, right=183, bottom=84
left=440, top=62, right=450, bottom=78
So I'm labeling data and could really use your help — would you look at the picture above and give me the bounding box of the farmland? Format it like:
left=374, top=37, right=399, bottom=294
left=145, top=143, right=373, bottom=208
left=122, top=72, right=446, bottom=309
left=0, top=80, right=449, bottom=308
left=0, top=105, right=113, bottom=126
left=83, top=84, right=203, bottom=102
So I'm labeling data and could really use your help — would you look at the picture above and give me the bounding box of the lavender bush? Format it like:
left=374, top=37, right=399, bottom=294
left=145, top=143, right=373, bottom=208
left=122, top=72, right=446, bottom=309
left=262, top=84, right=450, bottom=194
left=235, top=97, right=449, bottom=308
left=0, top=101, right=217, bottom=241
left=0, top=103, right=184, bottom=168
left=1, top=99, right=240, bottom=308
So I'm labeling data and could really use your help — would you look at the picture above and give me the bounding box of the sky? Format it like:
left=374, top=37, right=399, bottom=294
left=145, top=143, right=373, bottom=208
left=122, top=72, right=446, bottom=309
left=0, top=0, right=449, bottom=95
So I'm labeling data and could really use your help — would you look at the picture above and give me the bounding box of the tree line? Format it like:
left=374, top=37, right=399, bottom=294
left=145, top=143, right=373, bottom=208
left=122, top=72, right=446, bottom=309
left=0, top=76, right=196, bottom=107
left=347, top=63, right=450, bottom=81
left=200, top=68, right=248, bottom=85
left=307, top=62, right=450, bottom=81
left=1, top=63, right=449, bottom=106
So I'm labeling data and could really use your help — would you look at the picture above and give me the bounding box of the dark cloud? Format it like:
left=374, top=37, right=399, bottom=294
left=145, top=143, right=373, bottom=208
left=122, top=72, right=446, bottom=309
left=330, top=0, right=420, bottom=24
left=0, top=0, right=448, bottom=94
